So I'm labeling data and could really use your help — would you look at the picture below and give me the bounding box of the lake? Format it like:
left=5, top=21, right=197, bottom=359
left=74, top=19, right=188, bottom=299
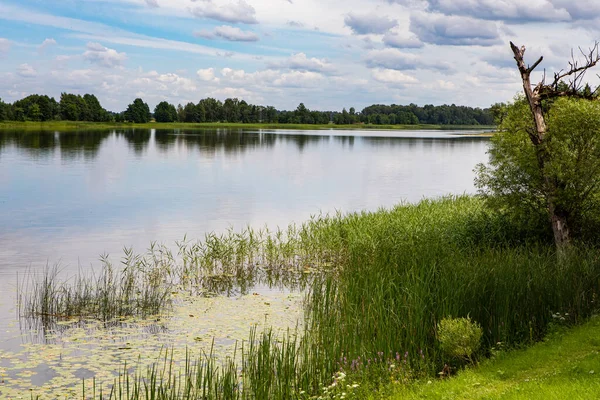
left=0, top=127, right=490, bottom=396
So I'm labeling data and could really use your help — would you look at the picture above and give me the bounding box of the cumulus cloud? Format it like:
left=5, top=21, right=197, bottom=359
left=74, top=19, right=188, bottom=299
left=17, top=63, right=37, bottom=78
left=344, top=13, right=398, bottom=35
left=197, top=67, right=220, bottom=83
left=271, top=53, right=337, bottom=74
left=397, top=0, right=600, bottom=23
left=382, top=33, right=424, bottom=49
left=422, top=0, right=570, bottom=22
left=83, top=42, right=127, bottom=68
left=190, top=0, right=258, bottom=24
left=195, top=25, right=259, bottom=42
left=273, top=70, right=324, bottom=87
left=410, top=13, right=502, bottom=46
left=372, top=68, right=418, bottom=85
left=552, top=0, right=600, bottom=20
left=218, top=67, right=324, bottom=88
left=365, top=48, right=453, bottom=72
left=39, top=38, right=57, bottom=51
left=286, top=20, right=304, bottom=28
left=145, top=0, right=159, bottom=7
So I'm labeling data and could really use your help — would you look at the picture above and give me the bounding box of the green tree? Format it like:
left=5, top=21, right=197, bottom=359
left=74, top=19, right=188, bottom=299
left=502, top=41, right=600, bottom=247
left=476, top=96, right=600, bottom=242
left=154, top=101, right=178, bottom=123
left=124, top=98, right=151, bottom=123
left=0, top=98, right=7, bottom=121
left=489, top=102, right=508, bottom=125
left=29, top=103, right=42, bottom=121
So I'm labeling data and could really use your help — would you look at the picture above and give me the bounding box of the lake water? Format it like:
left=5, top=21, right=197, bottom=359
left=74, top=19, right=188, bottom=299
left=0, top=128, right=490, bottom=275
left=0, top=128, right=490, bottom=396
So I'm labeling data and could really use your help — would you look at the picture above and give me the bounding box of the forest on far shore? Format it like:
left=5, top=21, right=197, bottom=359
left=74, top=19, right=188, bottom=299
left=0, top=93, right=496, bottom=126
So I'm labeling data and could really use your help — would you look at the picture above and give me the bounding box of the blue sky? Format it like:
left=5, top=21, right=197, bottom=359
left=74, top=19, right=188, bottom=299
left=0, top=0, right=598, bottom=112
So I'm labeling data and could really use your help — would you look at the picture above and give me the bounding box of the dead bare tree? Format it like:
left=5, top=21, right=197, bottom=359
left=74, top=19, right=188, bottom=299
left=510, top=42, right=600, bottom=248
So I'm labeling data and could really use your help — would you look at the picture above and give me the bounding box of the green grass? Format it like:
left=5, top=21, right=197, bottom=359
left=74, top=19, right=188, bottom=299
left=22, top=196, right=600, bottom=399
left=0, top=121, right=494, bottom=131
left=385, top=316, right=600, bottom=399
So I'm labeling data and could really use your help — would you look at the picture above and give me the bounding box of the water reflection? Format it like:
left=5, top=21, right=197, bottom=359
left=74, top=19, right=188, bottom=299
left=0, top=129, right=476, bottom=159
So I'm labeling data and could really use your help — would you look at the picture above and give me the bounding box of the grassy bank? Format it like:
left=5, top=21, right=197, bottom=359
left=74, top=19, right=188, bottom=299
left=22, top=196, right=600, bottom=399
left=0, top=121, right=494, bottom=131
left=385, top=315, right=600, bottom=399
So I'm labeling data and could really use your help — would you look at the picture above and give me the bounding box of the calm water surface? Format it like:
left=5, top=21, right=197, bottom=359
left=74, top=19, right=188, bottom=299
left=0, top=128, right=490, bottom=329
left=0, top=128, right=490, bottom=274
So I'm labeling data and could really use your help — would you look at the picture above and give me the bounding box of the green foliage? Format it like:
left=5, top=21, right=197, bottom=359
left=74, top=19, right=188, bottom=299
left=437, top=317, right=483, bottom=361
left=58, top=93, right=111, bottom=122
left=12, top=94, right=60, bottom=121
left=125, top=98, right=151, bottom=123
left=388, top=316, right=600, bottom=400
left=476, top=97, right=600, bottom=240
left=361, top=103, right=493, bottom=125
left=154, top=101, right=178, bottom=123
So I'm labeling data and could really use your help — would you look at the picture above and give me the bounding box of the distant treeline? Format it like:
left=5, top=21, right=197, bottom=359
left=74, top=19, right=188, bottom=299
left=0, top=94, right=495, bottom=126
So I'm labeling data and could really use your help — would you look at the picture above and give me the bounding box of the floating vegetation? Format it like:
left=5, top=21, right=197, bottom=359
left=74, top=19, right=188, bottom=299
left=19, top=222, right=343, bottom=326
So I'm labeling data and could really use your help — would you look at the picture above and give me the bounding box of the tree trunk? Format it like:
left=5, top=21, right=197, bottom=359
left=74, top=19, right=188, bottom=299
left=510, top=42, right=571, bottom=249
left=550, top=207, right=570, bottom=248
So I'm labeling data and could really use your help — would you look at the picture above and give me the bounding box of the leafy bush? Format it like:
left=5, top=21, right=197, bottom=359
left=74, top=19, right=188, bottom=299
left=437, top=317, right=483, bottom=363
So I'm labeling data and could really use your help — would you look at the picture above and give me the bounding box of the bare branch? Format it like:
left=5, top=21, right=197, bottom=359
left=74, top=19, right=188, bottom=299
left=550, top=42, right=600, bottom=90
left=528, top=56, right=544, bottom=73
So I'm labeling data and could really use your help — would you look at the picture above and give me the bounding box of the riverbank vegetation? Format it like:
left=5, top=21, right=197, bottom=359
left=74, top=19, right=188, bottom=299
left=0, top=93, right=495, bottom=126
left=20, top=196, right=600, bottom=399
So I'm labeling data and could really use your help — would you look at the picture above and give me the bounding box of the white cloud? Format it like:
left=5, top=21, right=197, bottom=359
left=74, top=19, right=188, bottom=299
left=17, top=63, right=37, bottom=78
left=372, top=69, right=418, bottom=85
left=422, top=0, right=570, bottom=22
left=195, top=25, right=259, bottom=42
left=197, top=68, right=220, bottom=83
left=410, top=12, right=502, bottom=46
left=344, top=13, right=398, bottom=35
left=83, top=42, right=127, bottom=68
left=145, top=0, right=159, bottom=7
left=272, top=53, right=337, bottom=74
left=218, top=67, right=324, bottom=88
left=365, top=48, right=453, bottom=72
left=273, top=70, right=324, bottom=87
left=189, top=0, right=258, bottom=24
left=39, top=38, right=57, bottom=51
left=382, top=34, right=424, bottom=49
left=138, top=71, right=198, bottom=93
left=424, top=79, right=456, bottom=90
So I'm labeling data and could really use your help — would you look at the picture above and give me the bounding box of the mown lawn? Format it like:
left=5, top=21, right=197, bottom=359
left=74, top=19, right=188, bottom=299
left=385, top=316, right=600, bottom=399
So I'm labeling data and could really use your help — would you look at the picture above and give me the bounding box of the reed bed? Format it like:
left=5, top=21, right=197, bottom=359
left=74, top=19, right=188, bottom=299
left=22, top=196, right=600, bottom=399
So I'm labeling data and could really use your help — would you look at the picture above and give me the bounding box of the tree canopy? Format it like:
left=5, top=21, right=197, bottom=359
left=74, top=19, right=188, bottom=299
left=154, top=101, right=178, bottom=123
left=477, top=96, right=600, bottom=243
left=125, top=98, right=151, bottom=123
left=1, top=93, right=495, bottom=126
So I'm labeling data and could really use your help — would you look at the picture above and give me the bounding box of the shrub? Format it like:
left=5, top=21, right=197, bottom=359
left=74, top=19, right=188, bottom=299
left=437, top=316, right=483, bottom=363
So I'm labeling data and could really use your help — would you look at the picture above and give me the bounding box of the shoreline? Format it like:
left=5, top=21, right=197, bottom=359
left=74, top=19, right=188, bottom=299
left=0, top=121, right=496, bottom=132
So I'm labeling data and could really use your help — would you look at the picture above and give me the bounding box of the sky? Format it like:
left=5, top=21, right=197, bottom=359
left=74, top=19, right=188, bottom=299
left=0, top=0, right=599, bottom=112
